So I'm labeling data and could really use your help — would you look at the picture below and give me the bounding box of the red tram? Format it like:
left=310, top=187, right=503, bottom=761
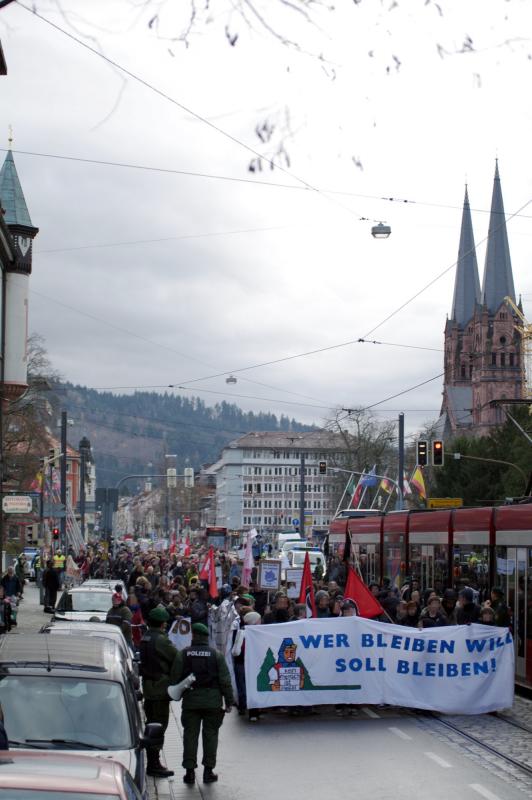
left=328, top=503, right=532, bottom=686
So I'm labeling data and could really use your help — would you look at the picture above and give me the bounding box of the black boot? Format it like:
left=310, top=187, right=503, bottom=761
left=183, top=769, right=195, bottom=784
left=203, top=767, right=218, bottom=783
left=146, top=752, right=174, bottom=778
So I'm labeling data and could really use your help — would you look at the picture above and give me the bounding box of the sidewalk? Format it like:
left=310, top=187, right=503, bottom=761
left=148, top=704, right=202, bottom=800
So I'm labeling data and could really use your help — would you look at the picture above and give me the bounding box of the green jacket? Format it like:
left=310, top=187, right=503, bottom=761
left=141, top=628, right=178, bottom=701
left=170, top=634, right=234, bottom=710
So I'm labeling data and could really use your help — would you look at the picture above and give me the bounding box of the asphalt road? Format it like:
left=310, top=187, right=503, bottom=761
left=15, top=585, right=532, bottom=800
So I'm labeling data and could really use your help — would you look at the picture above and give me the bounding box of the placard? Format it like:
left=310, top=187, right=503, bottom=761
left=258, top=559, right=281, bottom=591
left=285, top=568, right=303, bottom=599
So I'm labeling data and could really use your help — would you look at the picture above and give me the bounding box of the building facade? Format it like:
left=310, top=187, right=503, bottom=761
left=440, top=163, right=522, bottom=436
left=212, top=431, right=348, bottom=534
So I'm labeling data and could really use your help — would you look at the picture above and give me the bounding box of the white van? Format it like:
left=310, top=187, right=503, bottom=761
left=277, top=532, right=302, bottom=550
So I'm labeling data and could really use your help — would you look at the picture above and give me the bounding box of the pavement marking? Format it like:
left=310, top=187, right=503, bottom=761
left=469, top=785, right=502, bottom=800
left=388, top=726, right=413, bottom=741
left=424, top=752, right=452, bottom=768
left=362, top=706, right=380, bottom=718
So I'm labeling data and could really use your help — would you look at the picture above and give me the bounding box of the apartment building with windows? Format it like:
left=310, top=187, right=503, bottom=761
left=212, top=431, right=348, bottom=534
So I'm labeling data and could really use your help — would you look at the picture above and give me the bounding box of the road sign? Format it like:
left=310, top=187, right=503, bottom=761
left=427, top=497, right=463, bottom=509
left=2, top=495, right=33, bottom=514
left=42, top=503, right=66, bottom=518
left=292, top=518, right=299, bottom=526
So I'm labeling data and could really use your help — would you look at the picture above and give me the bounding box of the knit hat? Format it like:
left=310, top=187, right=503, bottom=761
left=148, top=606, right=170, bottom=624
left=244, top=611, right=261, bottom=625
left=191, top=622, right=209, bottom=637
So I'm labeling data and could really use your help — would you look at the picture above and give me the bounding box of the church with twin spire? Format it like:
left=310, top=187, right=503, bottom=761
left=439, top=162, right=523, bottom=437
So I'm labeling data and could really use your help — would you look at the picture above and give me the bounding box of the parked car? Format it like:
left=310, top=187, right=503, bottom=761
left=40, top=620, right=140, bottom=687
left=0, top=634, right=161, bottom=797
left=0, top=751, right=144, bottom=799
left=82, top=579, right=127, bottom=598
left=53, top=586, right=116, bottom=623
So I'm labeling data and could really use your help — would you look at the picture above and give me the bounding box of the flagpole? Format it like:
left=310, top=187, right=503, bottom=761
left=334, top=471, right=356, bottom=518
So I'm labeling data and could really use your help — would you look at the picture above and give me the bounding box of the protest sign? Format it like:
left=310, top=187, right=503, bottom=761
left=258, top=560, right=281, bottom=591
left=285, top=568, right=303, bottom=599
left=244, top=616, right=514, bottom=714
left=168, top=615, right=192, bottom=651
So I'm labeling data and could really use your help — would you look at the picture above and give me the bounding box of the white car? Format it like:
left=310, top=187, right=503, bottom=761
left=53, top=586, right=116, bottom=623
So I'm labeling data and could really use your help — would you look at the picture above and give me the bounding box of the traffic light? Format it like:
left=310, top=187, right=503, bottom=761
left=52, top=527, right=60, bottom=541
left=184, top=467, right=194, bottom=489
left=416, top=440, right=428, bottom=467
left=432, top=440, right=444, bottom=466
left=318, top=460, right=327, bottom=475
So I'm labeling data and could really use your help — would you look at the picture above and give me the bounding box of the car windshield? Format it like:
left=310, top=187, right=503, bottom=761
left=0, top=676, right=133, bottom=749
left=292, top=551, right=321, bottom=566
left=58, top=592, right=111, bottom=612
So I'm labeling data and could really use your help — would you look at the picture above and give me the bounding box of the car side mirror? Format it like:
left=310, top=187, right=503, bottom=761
left=141, top=723, right=163, bottom=749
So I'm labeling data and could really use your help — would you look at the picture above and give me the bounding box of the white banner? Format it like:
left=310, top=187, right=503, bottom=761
left=244, top=617, right=514, bottom=714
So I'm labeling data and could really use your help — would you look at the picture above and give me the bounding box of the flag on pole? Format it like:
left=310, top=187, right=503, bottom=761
left=241, top=529, right=256, bottom=588
left=403, top=476, right=413, bottom=496
left=379, top=477, right=394, bottom=494
left=343, top=531, right=351, bottom=563
left=351, top=480, right=364, bottom=508
left=360, top=466, right=378, bottom=488
left=169, top=532, right=176, bottom=555
left=298, top=551, right=317, bottom=618
left=344, top=566, right=384, bottom=618
left=410, top=466, right=427, bottom=499
left=199, top=546, right=218, bottom=598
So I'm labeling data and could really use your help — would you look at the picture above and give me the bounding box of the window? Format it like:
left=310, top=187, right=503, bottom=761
left=491, top=352, right=497, bottom=365
left=254, top=467, right=262, bottom=475
left=510, top=352, right=515, bottom=367
left=460, top=364, right=466, bottom=378
left=469, top=365, right=473, bottom=378
left=500, top=353, right=506, bottom=367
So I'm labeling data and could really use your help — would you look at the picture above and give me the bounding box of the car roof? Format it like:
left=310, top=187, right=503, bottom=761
left=43, top=621, right=124, bottom=636
left=0, top=634, right=121, bottom=675
left=65, top=586, right=113, bottom=594
left=42, top=626, right=128, bottom=650
left=0, top=751, right=122, bottom=793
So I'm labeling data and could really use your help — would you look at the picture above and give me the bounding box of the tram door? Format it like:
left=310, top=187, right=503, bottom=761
left=506, top=547, right=528, bottom=680
left=420, top=546, right=435, bottom=591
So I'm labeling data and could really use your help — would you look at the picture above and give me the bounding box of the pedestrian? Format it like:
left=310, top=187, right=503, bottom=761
left=479, top=605, right=496, bottom=626
left=170, top=622, right=234, bottom=785
left=138, top=607, right=177, bottom=778
left=14, top=555, right=26, bottom=597
left=487, top=587, right=511, bottom=627
left=106, top=592, right=133, bottom=646
left=402, top=600, right=420, bottom=627
left=341, top=598, right=358, bottom=617
left=456, top=587, right=481, bottom=625
left=0, top=587, right=12, bottom=634
left=420, top=596, right=448, bottom=629
left=315, top=590, right=331, bottom=618
left=42, top=559, right=61, bottom=614
left=441, top=589, right=458, bottom=624
left=1, top=567, right=22, bottom=625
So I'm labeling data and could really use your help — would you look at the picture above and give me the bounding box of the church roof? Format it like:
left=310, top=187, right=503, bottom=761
left=451, top=186, right=481, bottom=326
left=481, top=161, right=515, bottom=313
left=0, top=150, right=33, bottom=227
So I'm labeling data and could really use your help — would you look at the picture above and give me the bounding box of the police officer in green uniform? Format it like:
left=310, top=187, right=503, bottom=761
left=170, top=622, right=234, bottom=785
left=139, top=606, right=177, bottom=778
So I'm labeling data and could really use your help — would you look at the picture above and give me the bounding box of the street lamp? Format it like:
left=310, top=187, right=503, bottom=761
left=371, top=222, right=391, bottom=239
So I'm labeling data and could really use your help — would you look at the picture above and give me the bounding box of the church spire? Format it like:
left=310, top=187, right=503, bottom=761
left=451, top=185, right=480, bottom=325
left=481, top=160, right=515, bottom=312
left=0, top=150, right=34, bottom=228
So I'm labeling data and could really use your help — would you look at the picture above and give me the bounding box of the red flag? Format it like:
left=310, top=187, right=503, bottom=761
left=298, top=552, right=317, bottom=618
left=199, top=546, right=218, bottom=598
left=184, top=538, right=191, bottom=557
left=344, top=566, right=384, bottom=619
left=169, top=533, right=176, bottom=555
left=351, top=482, right=364, bottom=508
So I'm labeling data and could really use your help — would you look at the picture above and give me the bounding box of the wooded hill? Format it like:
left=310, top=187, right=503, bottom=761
left=54, top=384, right=316, bottom=488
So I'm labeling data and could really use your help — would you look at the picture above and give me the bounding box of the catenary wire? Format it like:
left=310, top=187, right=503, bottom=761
left=4, top=146, right=532, bottom=225
left=15, top=2, right=380, bottom=225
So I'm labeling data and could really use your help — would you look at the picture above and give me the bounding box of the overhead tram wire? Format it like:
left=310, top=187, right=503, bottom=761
left=4, top=146, right=532, bottom=225
left=15, top=2, right=380, bottom=226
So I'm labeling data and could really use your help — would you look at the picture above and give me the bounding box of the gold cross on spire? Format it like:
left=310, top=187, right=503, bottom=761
left=7, top=126, right=13, bottom=149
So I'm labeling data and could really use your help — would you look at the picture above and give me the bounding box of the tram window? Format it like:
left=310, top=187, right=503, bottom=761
left=353, top=544, right=379, bottom=586
left=453, top=546, right=489, bottom=595
left=410, top=544, right=449, bottom=595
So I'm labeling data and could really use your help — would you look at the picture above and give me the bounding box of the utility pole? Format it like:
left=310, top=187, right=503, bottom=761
left=397, top=413, right=405, bottom=511
left=79, top=437, right=91, bottom=542
left=300, top=452, right=305, bottom=538
left=60, top=410, right=67, bottom=551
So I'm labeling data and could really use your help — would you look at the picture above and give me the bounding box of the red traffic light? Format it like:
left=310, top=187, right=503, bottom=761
left=52, top=527, right=60, bottom=540
left=432, top=440, right=444, bottom=466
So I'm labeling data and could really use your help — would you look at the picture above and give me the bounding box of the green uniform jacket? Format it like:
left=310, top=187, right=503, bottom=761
left=170, top=634, right=234, bottom=710
left=142, top=628, right=178, bottom=701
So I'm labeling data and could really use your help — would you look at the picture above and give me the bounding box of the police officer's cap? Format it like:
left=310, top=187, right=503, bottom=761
left=148, top=606, right=170, bottom=624
left=191, top=622, right=209, bottom=637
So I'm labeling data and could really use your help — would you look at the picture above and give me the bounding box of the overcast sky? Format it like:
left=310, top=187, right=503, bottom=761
left=1, top=0, right=531, bottom=433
